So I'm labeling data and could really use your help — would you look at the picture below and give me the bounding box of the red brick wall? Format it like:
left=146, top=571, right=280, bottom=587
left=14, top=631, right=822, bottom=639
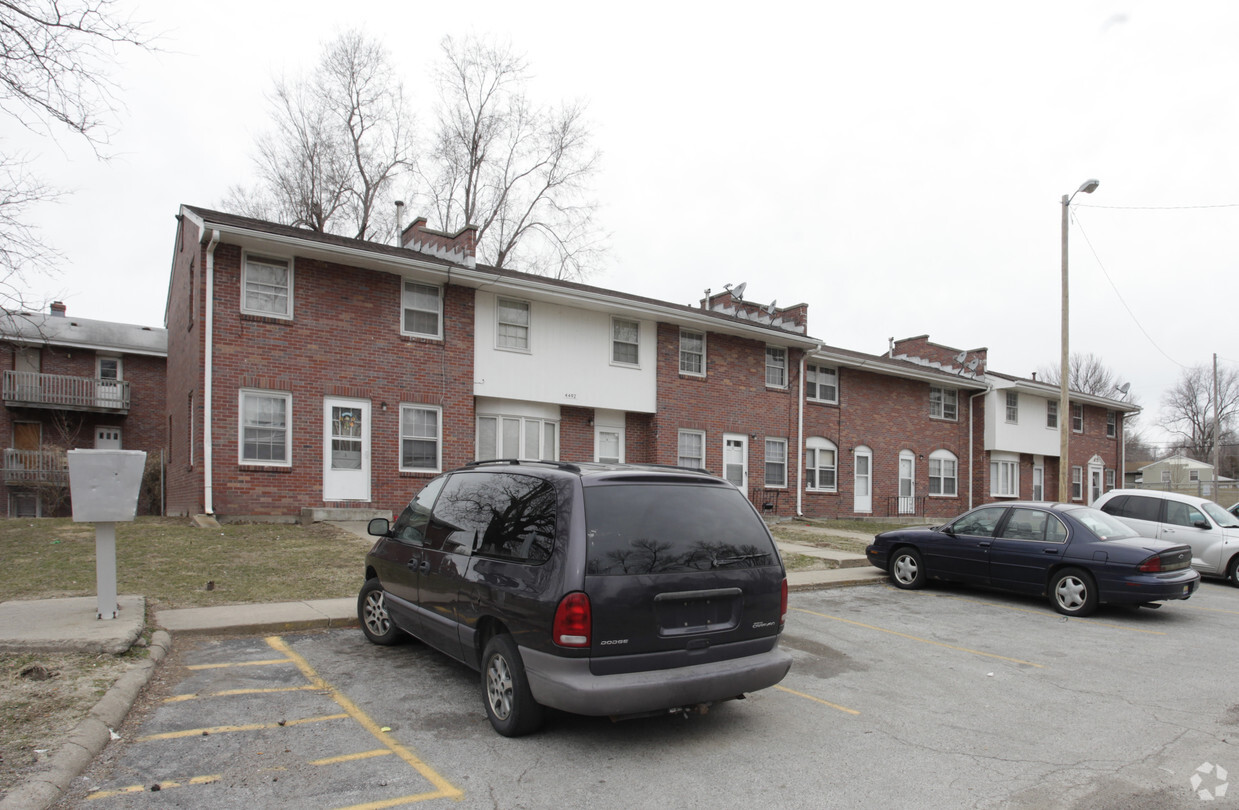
left=165, top=216, right=205, bottom=516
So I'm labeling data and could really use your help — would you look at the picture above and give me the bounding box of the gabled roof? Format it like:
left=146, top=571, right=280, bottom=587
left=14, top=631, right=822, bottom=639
left=1139, top=454, right=1213, bottom=471
left=986, top=369, right=1139, bottom=414
left=811, top=343, right=989, bottom=389
left=0, top=311, right=167, bottom=357
left=178, top=205, right=822, bottom=348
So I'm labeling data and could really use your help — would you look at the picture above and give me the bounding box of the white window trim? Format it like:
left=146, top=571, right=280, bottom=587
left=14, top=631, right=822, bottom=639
left=238, top=389, right=292, bottom=467
left=930, top=386, right=958, bottom=421
left=807, top=364, right=839, bottom=404
left=476, top=414, right=560, bottom=462
left=1106, top=410, right=1117, bottom=438
left=610, top=316, right=641, bottom=368
left=765, top=346, right=788, bottom=389
left=97, top=355, right=123, bottom=380
left=1072, top=403, right=1084, bottom=433
left=805, top=437, right=838, bottom=492
left=677, top=429, right=706, bottom=469
left=241, top=251, right=294, bottom=319
left=990, top=457, right=1019, bottom=498
left=1105, top=468, right=1116, bottom=490
left=1046, top=400, right=1058, bottom=430
left=401, top=281, right=443, bottom=340
left=928, top=449, right=958, bottom=497
left=399, top=404, right=443, bottom=473
left=495, top=296, right=532, bottom=353
left=1005, top=391, right=1019, bottom=424
left=764, top=437, right=788, bottom=489
left=1072, top=466, right=1084, bottom=500
left=679, top=329, right=706, bottom=377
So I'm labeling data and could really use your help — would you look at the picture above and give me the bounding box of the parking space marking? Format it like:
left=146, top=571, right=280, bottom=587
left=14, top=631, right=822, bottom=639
left=87, top=774, right=221, bottom=800
left=774, top=685, right=860, bottom=715
left=135, top=712, right=350, bottom=741
left=1183, top=603, right=1239, bottom=616
left=310, top=749, right=394, bottom=766
left=265, top=636, right=464, bottom=802
left=185, top=658, right=294, bottom=670
left=163, top=684, right=319, bottom=703
left=793, top=607, right=1044, bottom=668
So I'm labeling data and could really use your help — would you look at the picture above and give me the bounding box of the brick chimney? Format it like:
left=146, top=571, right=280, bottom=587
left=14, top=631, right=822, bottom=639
left=50, top=301, right=66, bottom=317
left=400, top=217, right=478, bottom=269
left=698, top=289, right=808, bottom=335
left=891, top=335, right=988, bottom=375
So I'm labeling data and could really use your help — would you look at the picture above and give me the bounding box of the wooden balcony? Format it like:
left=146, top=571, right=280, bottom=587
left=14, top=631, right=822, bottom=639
left=3, top=448, right=69, bottom=485
left=2, top=370, right=130, bottom=413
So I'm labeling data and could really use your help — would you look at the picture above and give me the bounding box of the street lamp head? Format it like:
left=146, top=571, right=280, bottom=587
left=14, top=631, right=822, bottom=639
left=1077, top=179, right=1100, bottom=195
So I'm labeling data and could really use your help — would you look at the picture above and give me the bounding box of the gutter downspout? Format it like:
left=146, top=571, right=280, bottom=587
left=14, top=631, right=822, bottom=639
left=968, top=387, right=990, bottom=510
left=204, top=229, right=220, bottom=516
left=796, top=354, right=806, bottom=517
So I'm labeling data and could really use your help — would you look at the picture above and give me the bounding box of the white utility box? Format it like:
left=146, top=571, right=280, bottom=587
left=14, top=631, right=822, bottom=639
left=67, top=450, right=147, bottom=619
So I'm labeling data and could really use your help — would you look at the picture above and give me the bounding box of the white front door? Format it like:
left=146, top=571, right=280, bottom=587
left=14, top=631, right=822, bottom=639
left=323, top=398, right=370, bottom=501
left=94, top=427, right=121, bottom=449
left=1088, top=456, right=1104, bottom=505
left=898, top=452, right=915, bottom=514
left=854, top=446, right=873, bottom=513
left=1033, top=466, right=1044, bottom=501
left=595, top=427, right=624, bottom=464
left=723, top=433, right=748, bottom=491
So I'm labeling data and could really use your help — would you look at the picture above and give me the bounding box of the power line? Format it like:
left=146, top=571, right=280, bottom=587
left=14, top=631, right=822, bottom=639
left=1076, top=203, right=1239, bottom=210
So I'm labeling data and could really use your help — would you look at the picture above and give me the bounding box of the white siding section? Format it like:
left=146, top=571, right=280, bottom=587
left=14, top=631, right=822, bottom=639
left=984, top=387, right=1059, bottom=456
left=473, top=291, right=658, bottom=413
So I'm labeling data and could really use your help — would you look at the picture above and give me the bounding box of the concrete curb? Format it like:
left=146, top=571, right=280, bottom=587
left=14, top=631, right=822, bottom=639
left=0, top=630, right=172, bottom=810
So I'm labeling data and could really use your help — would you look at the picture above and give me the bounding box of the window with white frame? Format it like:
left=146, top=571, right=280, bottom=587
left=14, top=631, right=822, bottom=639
left=765, top=347, right=787, bottom=388
left=929, top=450, right=958, bottom=496
left=242, top=254, right=292, bottom=318
left=1161, top=469, right=1171, bottom=483
left=807, top=364, right=838, bottom=404
left=612, top=317, right=640, bottom=365
left=1189, top=469, right=1200, bottom=482
left=990, top=456, right=1019, bottom=498
left=679, top=330, right=705, bottom=376
left=402, top=281, right=442, bottom=338
left=476, top=415, right=558, bottom=461
left=1072, top=466, right=1084, bottom=500
left=1072, top=403, right=1084, bottom=433
left=1005, top=391, right=1019, bottom=423
left=765, top=438, right=788, bottom=487
left=1106, top=410, right=1116, bottom=438
left=1046, top=401, right=1058, bottom=429
left=930, top=386, right=958, bottom=420
left=805, top=437, right=837, bottom=491
left=399, top=405, right=441, bottom=471
left=678, top=430, right=705, bottom=468
left=496, top=298, right=531, bottom=350
left=1105, top=469, right=1116, bottom=490
left=239, top=390, right=291, bottom=465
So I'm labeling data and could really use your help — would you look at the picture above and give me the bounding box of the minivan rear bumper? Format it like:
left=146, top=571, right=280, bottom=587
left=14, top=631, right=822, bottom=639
left=520, top=644, right=793, bottom=717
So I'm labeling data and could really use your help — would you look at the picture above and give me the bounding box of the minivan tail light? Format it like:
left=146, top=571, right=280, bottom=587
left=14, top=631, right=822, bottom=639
left=1138, top=555, right=1163, bottom=573
left=780, top=578, right=788, bottom=630
left=553, top=592, right=591, bottom=647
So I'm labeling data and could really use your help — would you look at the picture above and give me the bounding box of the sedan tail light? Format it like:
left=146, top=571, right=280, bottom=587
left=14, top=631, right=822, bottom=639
left=1137, top=555, right=1163, bottom=573
left=553, top=592, right=591, bottom=647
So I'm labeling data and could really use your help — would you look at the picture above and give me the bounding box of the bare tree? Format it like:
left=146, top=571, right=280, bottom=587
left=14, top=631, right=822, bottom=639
left=0, top=0, right=149, bottom=302
left=417, top=35, right=604, bottom=278
left=225, top=31, right=415, bottom=242
left=1159, top=365, right=1239, bottom=462
left=1038, top=352, right=1123, bottom=397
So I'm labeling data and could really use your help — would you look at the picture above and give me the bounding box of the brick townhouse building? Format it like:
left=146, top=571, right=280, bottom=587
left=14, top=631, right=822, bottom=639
left=0, top=305, right=167, bottom=516
left=146, top=204, right=1134, bottom=523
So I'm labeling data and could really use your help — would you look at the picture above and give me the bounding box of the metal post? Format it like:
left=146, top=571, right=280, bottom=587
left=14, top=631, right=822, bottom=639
left=1059, top=194, right=1071, bottom=503
left=95, top=522, right=118, bottom=619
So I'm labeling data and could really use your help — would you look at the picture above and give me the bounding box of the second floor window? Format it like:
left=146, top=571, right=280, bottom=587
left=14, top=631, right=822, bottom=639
left=1107, top=410, right=1117, bottom=438
left=612, top=318, right=640, bottom=365
left=402, top=281, right=442, bottom=338
left=807, top=365, right=838, bottom=403
left=242, top=254, right=292, bottom=318
left=496, top=298, right=530, bottom=350
left=1072, top=403, right=1084, bottom=433
left=1046, top=401, right=1058, bottom=429
left=930, top=386, right=957, bottom=421
left=766, top=347, right=787, bottom=388
left=1005, top=391, right=1018, bottom=423
left=680, top=330, right=705, bottom=376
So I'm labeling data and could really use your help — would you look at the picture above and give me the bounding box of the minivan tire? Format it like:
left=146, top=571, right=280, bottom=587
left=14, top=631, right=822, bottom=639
left=358, top=579, right=404, bottom=646
left=482, top=634, right=543, bottom=737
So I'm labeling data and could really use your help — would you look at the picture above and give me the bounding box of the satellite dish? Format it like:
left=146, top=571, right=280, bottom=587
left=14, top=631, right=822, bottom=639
left=764, top=299, right=777, bottom=315
left=1117, top=382, right=1131, bottom=395
left=954, top=351, right=967, bottom=365
left=732, top=282, right=747, bottom=299
left=967, top=358, right=980, bottom=371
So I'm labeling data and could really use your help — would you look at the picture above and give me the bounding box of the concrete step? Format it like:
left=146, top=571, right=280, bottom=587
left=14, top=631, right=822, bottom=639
left=776, top=540, right=871, bottom=569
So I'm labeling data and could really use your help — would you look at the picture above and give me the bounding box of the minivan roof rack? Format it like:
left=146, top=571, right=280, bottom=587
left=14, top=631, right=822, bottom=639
left=466, top=459, right=583, bottom=474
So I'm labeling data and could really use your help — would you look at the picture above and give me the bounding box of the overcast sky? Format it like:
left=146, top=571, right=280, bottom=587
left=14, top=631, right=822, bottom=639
left=13, top=0, right=1239, bottom=450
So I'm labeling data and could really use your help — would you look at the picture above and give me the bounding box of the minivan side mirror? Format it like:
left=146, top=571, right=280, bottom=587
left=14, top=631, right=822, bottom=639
left=1195, top=520, right=1211, bottom=530
left=367, top=517, right=390, bottom=537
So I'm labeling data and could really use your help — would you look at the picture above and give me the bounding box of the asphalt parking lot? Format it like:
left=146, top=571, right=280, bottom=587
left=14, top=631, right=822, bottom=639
left=58, top=578, right=1239, bottom=809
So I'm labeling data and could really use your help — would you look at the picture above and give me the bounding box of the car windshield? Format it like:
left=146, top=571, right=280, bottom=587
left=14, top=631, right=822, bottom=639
left=1202, top=501, right=1239, bottom=529
left=1071, top=507, right=1140, bottom=540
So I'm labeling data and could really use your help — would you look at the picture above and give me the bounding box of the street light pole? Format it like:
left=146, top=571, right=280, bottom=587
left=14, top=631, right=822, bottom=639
left=1058, top=179, right=1099, bottom=503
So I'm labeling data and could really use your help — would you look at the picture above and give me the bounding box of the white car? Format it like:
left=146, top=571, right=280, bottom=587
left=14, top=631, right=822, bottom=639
left=1093, top=489, right=1239, bottom=585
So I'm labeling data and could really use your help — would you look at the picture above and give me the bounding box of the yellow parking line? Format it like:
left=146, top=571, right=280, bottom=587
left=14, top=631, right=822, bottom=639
left=136, top=713, right=349, bottom=741
left=186, top=658, right=294, bottom=670
left=1183, top=603, right=1239, bottom=616
left=336, top=790, right=462, bottom=810
left=774, top=685, right=860, bottom=715
left=87, top=774, right=220, bottom=800
left=311, top=749, right=394, bottom=766
left=792, top=607, right=1043, bottom=668
left=164, top=685, right=319, bottom=702
left=265, top=636, right=463, bottom=801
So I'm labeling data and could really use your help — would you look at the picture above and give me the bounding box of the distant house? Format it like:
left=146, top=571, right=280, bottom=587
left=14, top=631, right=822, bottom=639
left=1139, top=454, right=1216, bottom=486
left=0, top=304, right=167, bottom=516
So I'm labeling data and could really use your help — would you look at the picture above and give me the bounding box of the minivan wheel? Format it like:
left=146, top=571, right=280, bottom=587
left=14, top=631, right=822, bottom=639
left=889, top=548, right=926, bottom=590
left=358, top=579, right=404, bottom=645
left=482, top=634, right=543, bottom=737
left=1049, top=567, right=1098, bottom=617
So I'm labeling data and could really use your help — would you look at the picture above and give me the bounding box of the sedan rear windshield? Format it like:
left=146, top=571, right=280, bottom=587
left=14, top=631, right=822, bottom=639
left=583, top=483, right=776, bottom=575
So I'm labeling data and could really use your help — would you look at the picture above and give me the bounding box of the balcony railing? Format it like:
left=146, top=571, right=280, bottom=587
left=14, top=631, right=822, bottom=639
left=2, top=370, right=130, bottom=412
left=3, top=448, right=68, bottom=485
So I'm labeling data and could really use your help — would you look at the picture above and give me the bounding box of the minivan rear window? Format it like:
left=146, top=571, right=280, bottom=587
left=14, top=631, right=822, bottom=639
left=583, top=483, right=776, bottom=575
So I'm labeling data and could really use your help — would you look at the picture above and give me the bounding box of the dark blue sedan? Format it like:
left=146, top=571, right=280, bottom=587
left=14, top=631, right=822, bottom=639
left=865, top=502, right=1200, bottom=616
